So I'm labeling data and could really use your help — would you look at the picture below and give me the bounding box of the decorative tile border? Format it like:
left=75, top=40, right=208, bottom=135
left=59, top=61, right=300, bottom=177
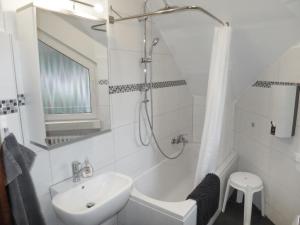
left=0, top=99, right=19, bottom=115
left=0, top=94, right=26, bottom=115
left=0, top=80, right=187, bottom=114
left=109, top=83, right=144, bottom=94
left=98, top=79, right=109, bottom=85
left=109, top=80, right=187, bottom=94
left=252, top=81, right=272, bottom=88
left=17, top=94, right=26, bottom=106
left=253, top=80, right=299, bottom=88
left=152, top=80, right=187, bottom=89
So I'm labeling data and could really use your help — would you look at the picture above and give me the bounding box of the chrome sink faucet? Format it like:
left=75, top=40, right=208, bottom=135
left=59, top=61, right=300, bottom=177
left=72, top=159, right=94, bottom=182
left=72, top=161, right=82, bottom=182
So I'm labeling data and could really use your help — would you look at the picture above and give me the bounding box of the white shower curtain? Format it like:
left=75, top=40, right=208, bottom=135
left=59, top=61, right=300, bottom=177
left=194, top=26, right=232, bottom=185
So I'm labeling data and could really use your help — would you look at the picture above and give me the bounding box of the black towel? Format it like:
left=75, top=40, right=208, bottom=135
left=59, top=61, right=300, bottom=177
left=187, top=173, right=220, bottom=225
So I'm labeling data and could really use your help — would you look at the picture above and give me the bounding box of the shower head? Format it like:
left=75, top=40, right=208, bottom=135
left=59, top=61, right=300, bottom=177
left=149, top=37, right=160, bottom=57
left=152, top=38, right=160, bottom=46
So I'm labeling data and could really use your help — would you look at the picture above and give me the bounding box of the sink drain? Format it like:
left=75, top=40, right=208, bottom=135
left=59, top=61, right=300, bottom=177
left=86, top=202, right=95, bottom=208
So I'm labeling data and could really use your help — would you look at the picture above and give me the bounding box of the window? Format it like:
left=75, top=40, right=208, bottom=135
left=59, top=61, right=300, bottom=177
left=38, top=31, right=97, bottom=122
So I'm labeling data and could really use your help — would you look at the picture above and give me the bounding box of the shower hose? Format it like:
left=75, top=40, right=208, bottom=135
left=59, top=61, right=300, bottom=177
left=138, top=68, right=186, bottom=160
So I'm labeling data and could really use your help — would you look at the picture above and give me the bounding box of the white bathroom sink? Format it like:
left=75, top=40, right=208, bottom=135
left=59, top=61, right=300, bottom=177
left=51, top=172, right=133, bottom=225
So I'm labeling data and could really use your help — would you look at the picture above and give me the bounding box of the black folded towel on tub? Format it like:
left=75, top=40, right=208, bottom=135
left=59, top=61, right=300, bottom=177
left=187, top=173, right=220, bottom=225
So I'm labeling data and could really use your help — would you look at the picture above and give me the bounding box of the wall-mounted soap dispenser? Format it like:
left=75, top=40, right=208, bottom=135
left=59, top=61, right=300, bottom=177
left=270, top=85, right=300, bottom=138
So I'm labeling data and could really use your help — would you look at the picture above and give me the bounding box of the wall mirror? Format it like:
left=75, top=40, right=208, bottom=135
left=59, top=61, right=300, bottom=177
left=16, top=2, right=110, bottom=149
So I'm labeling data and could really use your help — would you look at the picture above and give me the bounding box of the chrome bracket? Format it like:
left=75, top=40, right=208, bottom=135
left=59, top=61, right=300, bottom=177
left=109, top=16, right=115, bottom=24
left=141, top=57, right=152, bottom=64
left=138, top=16, right=148, bottom=22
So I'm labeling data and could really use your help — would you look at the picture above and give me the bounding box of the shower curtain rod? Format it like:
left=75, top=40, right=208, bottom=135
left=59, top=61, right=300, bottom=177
left=91, top=5, right=228, bottom=31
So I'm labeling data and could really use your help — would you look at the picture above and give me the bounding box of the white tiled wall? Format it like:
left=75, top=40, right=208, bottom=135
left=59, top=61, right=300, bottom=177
left=0, top=0, right=193, bottom=225
left=234, top=45, right=300, bottom=225
left=0, top=1, right=4, bottom=31
left=0, top=32, right=23, bottom=142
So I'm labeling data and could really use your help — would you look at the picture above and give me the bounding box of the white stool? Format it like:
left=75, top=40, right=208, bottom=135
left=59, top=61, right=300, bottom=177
left=222, top=172, right=265, bottom=225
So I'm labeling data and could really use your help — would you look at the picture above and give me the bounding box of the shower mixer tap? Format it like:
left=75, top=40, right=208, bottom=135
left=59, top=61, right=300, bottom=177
left=171, top=134, right=188, bottom=145
left=140, top=84, right=150, bottom=92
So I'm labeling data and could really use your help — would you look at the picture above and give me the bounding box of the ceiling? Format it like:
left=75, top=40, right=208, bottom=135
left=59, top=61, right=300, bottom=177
left=148, top=0, right=300, bottom=98
left=59, top=13, right=108, bottom=45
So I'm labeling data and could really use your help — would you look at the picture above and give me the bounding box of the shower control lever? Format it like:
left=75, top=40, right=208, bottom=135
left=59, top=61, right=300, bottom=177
left=171, top=134, right=188, bottom=145
left=171, top=138, right=177, bottom=144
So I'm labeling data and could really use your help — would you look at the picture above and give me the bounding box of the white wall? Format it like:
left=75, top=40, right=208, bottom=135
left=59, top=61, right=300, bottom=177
left=1, top=0, right=31, bottom=11
left=0, top=0, right=193, bottom=224
left=0, top=1, right=4, bottom=30
left=234, top=45, right=300, bottom=225
left=0, top=32, right=23, bottom=141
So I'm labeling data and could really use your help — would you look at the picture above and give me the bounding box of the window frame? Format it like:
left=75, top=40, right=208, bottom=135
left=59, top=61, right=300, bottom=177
left=38, top=30, right=98, bottom=122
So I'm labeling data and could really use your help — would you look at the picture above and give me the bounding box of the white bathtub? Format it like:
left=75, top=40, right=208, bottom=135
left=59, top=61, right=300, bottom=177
left=118, top=144, right=238, bottom=225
